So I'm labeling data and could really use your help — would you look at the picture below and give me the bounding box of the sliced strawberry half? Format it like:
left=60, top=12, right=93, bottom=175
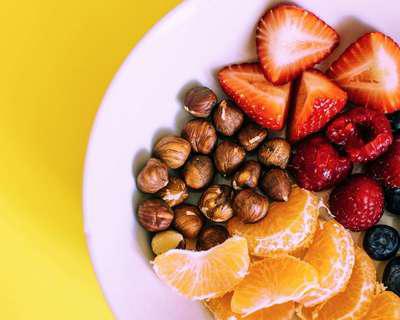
left=218, top=63, right=291, bottom=130
left=288, top=69, right=348, bottom=142
left=256, top=4, right=339, bottom=85
left=328, top=32, right=400, bottom=113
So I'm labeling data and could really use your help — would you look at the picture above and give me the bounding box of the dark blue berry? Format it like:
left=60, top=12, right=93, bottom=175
left=363, top=225, right=400, bottom=260
left=385, top=188, right=400, bottom=215
left=389, top=111, right=400, bottom=133
left=383, top=256, right=400, bottom=297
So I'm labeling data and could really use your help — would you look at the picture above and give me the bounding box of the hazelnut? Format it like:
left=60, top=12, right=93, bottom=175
left=183, top=155, right=214, bottom=190
left=151, top=230, right=185, bottom=255
left=197, top=225, right=229, bottom=251
left=182, top=119, right=217, bottom=154
left=184, top=86, right=217, bottom=118
left=158, top=176, right=189, bottom=207
left=258, top=138, right=291, bottom=169
left=199, top=184, right=234, bottom=222
left=213, top=100, right=244, bottom=136
left=233, top=189, right=269, bottom=223
left=261, top=168, right=292, bottom=202
left=238, top=123, right=268, bottom=152
left=173, top=204, right=203, bottom=239
left=214, top=141, right=246, bottom=176
left=232, top=160, right=261, bottom=190
left=136, top=158, right=169, bottom=193
left=184, top=238, right=197, bottom=251
left=154, top=136, right=191, bottom=169
left=137, top=199, right=174, bottom=232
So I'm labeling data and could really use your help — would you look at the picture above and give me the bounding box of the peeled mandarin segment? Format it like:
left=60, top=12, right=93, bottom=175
left=299, top=219, right=355, bottom=307
left=153, top=236, right=249, bottom=300
left=362, top=291, right=400, bottom=320
left=227, top=186, right=320, bottom=257
left=231, top=255, right=319, bottom=316
left=204, top=292, right=295, bottom=320
left=298, top=247, right=376, bottom=320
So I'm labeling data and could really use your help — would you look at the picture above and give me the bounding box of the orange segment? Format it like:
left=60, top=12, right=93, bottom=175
left=299, top=247, right=376, bottom=320
left=153, top=236, right=249, bottom=300
left=299, top=219, right=355, bottom=307
left=362, top=291, right=400, bottom=319
left=227, top=186, right=320, bottom=257
left=204, top=292, right=295, bottom=320
left=231, top=255, right=319, bottom=316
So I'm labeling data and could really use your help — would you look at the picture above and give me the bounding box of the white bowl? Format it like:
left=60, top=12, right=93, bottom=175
left=83, top=0, right=400, bottom=319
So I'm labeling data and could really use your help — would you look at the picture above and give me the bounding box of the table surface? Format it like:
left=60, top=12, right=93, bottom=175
left=0, top=0, right=180, bottom=318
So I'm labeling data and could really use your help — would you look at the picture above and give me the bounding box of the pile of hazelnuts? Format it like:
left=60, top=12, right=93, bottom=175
left=136, top=86, right=292, bottom=256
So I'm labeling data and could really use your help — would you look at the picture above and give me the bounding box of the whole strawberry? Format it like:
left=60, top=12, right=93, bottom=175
left=329, top=175, right=384, bottom=231
left=289, top=135, right=352, bottom=191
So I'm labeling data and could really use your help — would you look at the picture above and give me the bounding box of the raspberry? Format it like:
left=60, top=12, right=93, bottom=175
left=289, top=135, right=352, bottom=191
left=329, top=174, right=384, bottom=231
left=326, top=107, right=393, bottom=163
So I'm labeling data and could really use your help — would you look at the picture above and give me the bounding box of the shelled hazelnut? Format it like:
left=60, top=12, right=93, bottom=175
left=198, top=184, right=234, bottom=222
left=213, top=100, right=244, bottom=136
left=237, top=123, right=268, bottom=152
left=158, top=176, right=189, bottom=207
left=173, top=204, right=203, bottom=239
left=184, top=86, right=217, bottom=118
left=181, top=119, right=217, bottom=154
left=233, top=189, right=269, bottom=223
left=137, top=199, right=174, bottom=232
left=154, top=136, right=191, bottom=169
left=151, top=230, right=185, bottom=255
left=232, top=160, right=261, bottom=190
left=261, top=168, right=292, bottom=202
left=183, top=155, right=214, bottom=189
left=136, top=158, right=169, bottom=194
left=258, top=138, right=291, bottom=169
left=214, top=141, right=246, bottom=176
left=197, top=225, right=229, bottom=251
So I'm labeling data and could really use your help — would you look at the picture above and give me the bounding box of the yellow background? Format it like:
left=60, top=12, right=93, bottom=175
left=0, top=1, right=179, bottom=318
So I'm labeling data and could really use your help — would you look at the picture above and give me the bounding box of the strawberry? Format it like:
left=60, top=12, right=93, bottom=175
left=329, top=175, right=384, bottom=231
left=256, top=4, right=339, bottom=85
left=217, top=63, right=291, bottom=130
left=288, top=69, right=347, bottom=142
left=328, top=32, right=400, bottom=113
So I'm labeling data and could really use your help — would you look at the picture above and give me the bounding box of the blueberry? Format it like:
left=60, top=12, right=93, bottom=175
left=385, top=188, right=400, bottom=215
left=389, top=111, right=400, bottom=133
left=383, top=256, right=400, bottom=297
left=363, top=225, right=400, bottom=260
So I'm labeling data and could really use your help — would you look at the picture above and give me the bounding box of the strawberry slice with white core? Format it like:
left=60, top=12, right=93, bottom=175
left=218, top=63, right=291, bottom=130
left=328, top=32, right=400, bottom=113
left=256, top=5, right=339, bottom=85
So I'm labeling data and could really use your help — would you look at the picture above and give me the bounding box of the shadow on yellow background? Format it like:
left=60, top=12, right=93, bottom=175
left=0, top=1, right=179, bottom=318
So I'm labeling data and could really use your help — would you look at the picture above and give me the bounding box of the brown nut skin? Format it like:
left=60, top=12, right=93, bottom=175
left=181, top=119, right=217, bottom=155
left=214, top=141, right=246, bottom=176
left=137, top=199, right=174, bottom=232
left=198, top=184, right=234, bottom=222
left=157, top=176, right=189, bottom=207
left=238, top=123, right=268, bottom=152
left=154, top=136, right=191, bottom=169
left=183, top=155, right=214, bottom=190
left=173, top=204, right=203, bottom=239
left=258, top=138, right=291, bottom=169
left=261, top=168, right=292, bottom=202
left=136, top=158, right=169, bottom=194
left=213, top=100, right=244, bottom=136
left=184, top=86, right=217, bottom=118
left=233, top=189, right=269, bottom=223
left=197, top=225, right=229, bottom=251
left=232, top=160, right=261, bottom=190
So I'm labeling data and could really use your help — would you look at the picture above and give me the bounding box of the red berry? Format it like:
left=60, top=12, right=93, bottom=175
left=326, top=107, right=393, bottom=163
left=368, top=135, right=400, bottom=189
left=329, top=175, right=384, bottom=231
left=289, top=135, right=352, bottom=191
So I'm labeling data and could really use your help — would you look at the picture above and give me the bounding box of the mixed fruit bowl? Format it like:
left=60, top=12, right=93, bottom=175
left=134, top=3, right=400, bottom=320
